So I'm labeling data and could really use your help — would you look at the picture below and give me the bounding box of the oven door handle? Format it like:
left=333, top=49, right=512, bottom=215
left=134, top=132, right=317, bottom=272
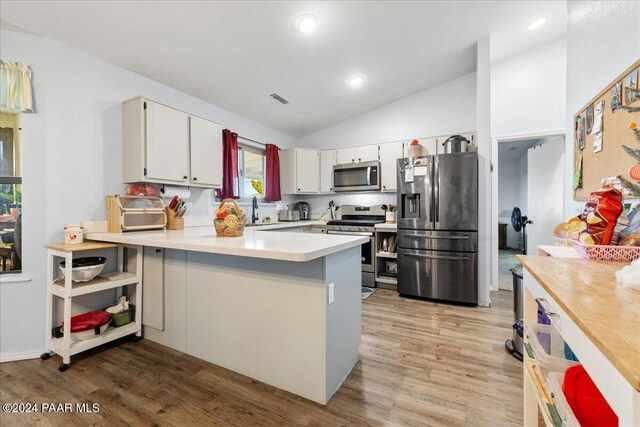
left=366, top=166, right=372, bottom=185
left=327, top=231, right=374, bottom=237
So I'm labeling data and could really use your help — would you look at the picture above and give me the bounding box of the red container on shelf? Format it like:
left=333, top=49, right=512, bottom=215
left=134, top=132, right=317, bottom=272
left=562, top=365, right=618, bottom=427
left=62, top=311, right=111, bottom=333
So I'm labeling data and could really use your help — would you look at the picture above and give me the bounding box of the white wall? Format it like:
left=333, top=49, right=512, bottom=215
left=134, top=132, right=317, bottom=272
left=565, top=1, right=640, bottom=217
left=0, top=29, right=297, bottom=359
left=498, top=159, right=520, bottom=248
left=299, top=72, right=477, bottom=149
left=491, top=37, right=567, bottom=137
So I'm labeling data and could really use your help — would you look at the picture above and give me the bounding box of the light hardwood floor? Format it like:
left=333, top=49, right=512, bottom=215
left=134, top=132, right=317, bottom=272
left=0, top=290, right=522, bottom=426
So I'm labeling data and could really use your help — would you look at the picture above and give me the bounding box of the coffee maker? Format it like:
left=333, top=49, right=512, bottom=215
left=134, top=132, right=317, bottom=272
left=294, top=201, right=310, bottom=220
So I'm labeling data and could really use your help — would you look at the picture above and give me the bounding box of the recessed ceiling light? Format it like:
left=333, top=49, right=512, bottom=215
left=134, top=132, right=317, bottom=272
left=348, top=74, right=366, bottom=88
left=295, top=14, right=319, bottom=33
left=526, top=16, right=547, bottom=30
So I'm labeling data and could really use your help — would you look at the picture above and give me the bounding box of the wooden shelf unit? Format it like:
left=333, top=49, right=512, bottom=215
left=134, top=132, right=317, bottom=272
left=44, top=242, right=143, bottom=370
left=375, top=227, right=398, bottom=289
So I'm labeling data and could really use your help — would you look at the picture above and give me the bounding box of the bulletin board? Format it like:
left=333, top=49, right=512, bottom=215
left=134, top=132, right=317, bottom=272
left=573, top=59, right=640, bottom=201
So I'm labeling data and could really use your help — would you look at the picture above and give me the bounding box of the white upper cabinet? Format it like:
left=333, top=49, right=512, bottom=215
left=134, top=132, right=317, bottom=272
left=355, top=144, right=379, bottom=163
left=336, top=147, right=356, bottom=165
left=280, top=149, right=320, bottom=194
left=379, top=141, right=404, bottom=192
left=123, top=97, right=223, bottom=188
left=319, top=150, right=336, bottom=193
left=403, top=137, right=438, bottom=157
left=145, top=101, right=190, bottom=183
left=190, top=116, right=222, bottom=187
left=336, top=145, right=378, bottom=164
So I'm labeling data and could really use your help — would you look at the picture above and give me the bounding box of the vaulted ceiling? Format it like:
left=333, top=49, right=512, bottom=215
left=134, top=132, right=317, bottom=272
left=1, top=1, right=566, bottom=137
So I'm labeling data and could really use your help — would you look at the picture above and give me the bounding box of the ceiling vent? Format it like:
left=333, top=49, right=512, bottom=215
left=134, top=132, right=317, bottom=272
left=270, top=93, right=289, bottom=105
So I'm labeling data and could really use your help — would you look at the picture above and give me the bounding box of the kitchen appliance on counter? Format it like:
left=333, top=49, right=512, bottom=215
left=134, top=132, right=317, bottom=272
left=278, top=206, right=300, bottom=222
left=327, top=205, right=385, bottom=287
left=294, top=201, right=311, bottom=220
left=107, top=195, right=166, bottom=233
left=333, top=161, right=380, bottom=192
left=396, top=153, right=478, bottom=305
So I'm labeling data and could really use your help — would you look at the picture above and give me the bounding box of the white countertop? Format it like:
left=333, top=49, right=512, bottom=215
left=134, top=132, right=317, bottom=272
left=86, top=222, right=365, bottom=262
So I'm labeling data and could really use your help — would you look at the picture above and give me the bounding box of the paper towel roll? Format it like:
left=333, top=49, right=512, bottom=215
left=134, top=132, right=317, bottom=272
left=160, top=185, right=191, bottom=200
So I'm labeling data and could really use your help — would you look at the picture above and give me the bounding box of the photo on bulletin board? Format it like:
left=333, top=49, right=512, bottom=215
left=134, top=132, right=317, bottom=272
left=624, top=67, right=639, bottom=104
left=586, top=103, right=594, bottom=134
left=576, top=114, right=586, bottom=150
left=611, top=81, right=622, bottom=112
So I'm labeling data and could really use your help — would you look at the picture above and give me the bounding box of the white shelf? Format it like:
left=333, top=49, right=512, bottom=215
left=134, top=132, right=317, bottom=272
left=376, top=252, right=397, bottom=259
left=50, top=322, right=139, bottom=357
left=376, top=276, right=397, bottom=284
left=50, top=271, right=139, bottom=297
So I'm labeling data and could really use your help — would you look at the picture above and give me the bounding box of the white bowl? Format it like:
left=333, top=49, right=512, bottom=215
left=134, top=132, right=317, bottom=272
left=59, top=263, right=105, bottom=282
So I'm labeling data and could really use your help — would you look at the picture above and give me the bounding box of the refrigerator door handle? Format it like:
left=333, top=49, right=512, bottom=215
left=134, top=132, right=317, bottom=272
left=433, top=157, right=439, bottom=225
left=402, top=233, right=470, bottom=240
left=405, top=253, right=470, bottom=261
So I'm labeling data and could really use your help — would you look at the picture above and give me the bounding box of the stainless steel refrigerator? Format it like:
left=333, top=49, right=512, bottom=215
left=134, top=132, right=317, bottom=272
left=396, top=153, right=478, bottom=305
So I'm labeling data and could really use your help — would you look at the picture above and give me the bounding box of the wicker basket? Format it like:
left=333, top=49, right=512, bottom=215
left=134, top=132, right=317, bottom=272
left=214, top=199, right=246, bottom=237
left=572, top=240, right=640, bottom=262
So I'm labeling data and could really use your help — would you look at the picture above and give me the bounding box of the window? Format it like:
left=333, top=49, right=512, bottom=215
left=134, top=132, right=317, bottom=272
left=0, top=112, right=22, bottom=274
left=238, top=145, right=265, bottom=200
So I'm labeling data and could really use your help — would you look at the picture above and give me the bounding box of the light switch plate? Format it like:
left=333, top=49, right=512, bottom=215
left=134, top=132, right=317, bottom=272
left=328, top=282, right=334, bottom=305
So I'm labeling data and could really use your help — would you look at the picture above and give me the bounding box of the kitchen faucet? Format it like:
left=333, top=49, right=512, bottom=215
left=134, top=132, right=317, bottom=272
left=252, top=196, right=259, bottom=224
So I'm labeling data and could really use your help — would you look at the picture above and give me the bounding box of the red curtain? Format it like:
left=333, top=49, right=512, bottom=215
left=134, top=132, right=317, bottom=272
left=265, top=144, right=281, bottom=202
left=219, top=129, right=239, bottom=199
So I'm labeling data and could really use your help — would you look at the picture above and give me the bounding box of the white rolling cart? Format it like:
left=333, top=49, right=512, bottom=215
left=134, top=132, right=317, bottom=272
left=42, top=241, right=143, bottom=371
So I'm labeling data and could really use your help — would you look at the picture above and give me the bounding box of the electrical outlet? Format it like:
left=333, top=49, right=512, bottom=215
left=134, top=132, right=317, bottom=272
left=328, top=283, right=335, bottom=305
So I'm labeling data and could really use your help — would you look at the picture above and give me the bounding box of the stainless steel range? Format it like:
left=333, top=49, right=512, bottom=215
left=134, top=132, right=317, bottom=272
left=326, top=205, right=385, bottom=287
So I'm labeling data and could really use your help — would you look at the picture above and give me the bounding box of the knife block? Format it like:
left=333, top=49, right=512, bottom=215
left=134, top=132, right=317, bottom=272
left=166, top=208, right=184, bottom=230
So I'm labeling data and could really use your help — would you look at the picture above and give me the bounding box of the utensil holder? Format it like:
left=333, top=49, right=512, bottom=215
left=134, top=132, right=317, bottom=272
left=166, top=208, right=184, bottom=230
left=385, top=212, right=396, bottom=223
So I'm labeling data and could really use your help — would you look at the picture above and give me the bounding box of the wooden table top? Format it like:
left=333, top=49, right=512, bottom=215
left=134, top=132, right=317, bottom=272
left=45, top=241, right=119, bottom=252
left=518, top=255, right=640, bottom=391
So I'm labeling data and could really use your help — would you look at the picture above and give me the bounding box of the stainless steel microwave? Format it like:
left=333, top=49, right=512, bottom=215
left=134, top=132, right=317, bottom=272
left=333, top=161, right=380, bottom=192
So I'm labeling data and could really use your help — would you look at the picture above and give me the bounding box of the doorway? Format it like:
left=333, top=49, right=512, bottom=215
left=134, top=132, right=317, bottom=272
left=493, top=133, right=565, bottom=290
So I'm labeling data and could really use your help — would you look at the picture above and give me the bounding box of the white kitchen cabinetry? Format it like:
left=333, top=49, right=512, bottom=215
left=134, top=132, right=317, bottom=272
left=336, top=147, right=356, bottom=165
left=280, top=149, right=320, bottom=194
left=403, top=137, right=438, bottom=157
left=123, top=97, right=222, bottom=188
left=379, top=141, right=404, bottom=192
left=189, top=116, right=223, bottom=187
left=356, top=144, right=379, bottom=163
left=319, top=149, right=336, bottom=193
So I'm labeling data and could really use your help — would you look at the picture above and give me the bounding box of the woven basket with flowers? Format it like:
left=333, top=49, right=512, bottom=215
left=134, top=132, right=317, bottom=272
left=214, top=199, right=246, bottom=237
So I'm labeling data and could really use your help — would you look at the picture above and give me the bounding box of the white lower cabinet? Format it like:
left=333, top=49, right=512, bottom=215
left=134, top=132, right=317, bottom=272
left=280, top=149, right=320, bottom=194
left=142, top=248, right=187, bottom=353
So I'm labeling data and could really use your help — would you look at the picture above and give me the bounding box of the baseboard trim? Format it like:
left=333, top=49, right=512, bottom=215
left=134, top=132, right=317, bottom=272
left=0, top=350, right=44, bottom=363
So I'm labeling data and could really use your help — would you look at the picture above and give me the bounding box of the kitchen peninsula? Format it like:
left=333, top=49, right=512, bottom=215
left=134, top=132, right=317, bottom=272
left=86, top=226, right=367, bottom=405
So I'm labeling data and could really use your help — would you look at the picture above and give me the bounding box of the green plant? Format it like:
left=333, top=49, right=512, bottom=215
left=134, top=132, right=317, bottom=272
left=0, top=184, right=21, bottom=204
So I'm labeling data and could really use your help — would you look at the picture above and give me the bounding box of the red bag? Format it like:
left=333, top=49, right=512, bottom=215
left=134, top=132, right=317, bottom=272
left=578, top=185, right=623, bottom=245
